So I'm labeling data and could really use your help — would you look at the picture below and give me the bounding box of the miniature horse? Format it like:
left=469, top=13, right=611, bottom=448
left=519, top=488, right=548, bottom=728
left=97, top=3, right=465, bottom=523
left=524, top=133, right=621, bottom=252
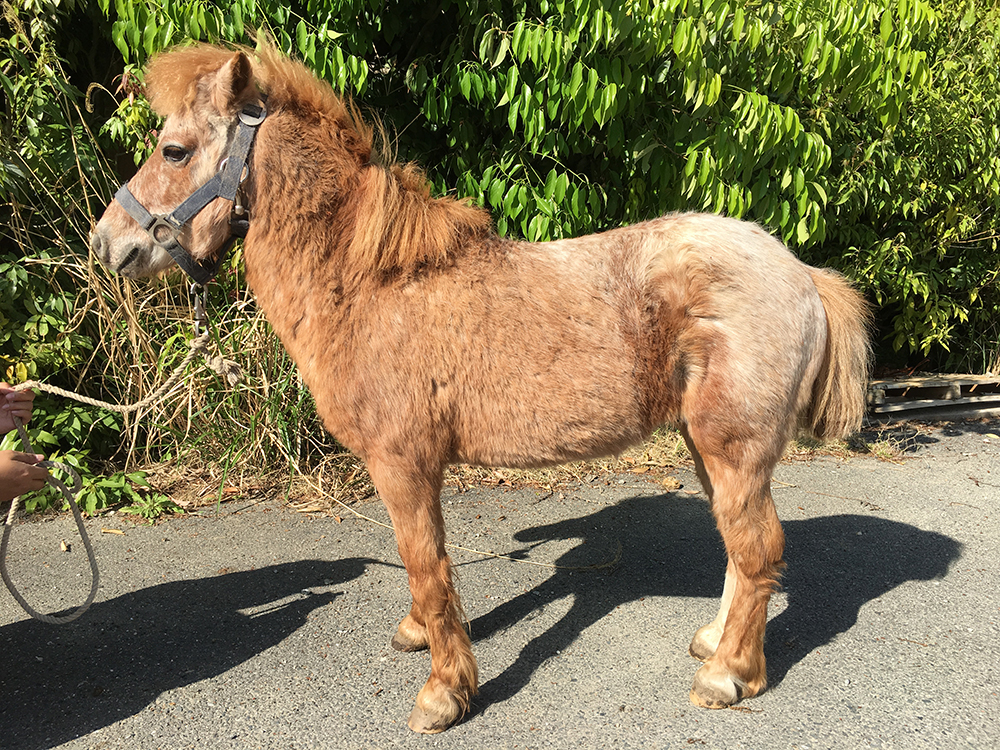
left=91, top=44, right=871, bottom=733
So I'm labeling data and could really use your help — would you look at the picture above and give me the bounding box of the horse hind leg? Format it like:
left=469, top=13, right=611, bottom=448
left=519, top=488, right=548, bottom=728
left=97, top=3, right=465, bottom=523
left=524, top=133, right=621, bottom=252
left=681, top=422, right=786, bottom=708
left=688, top=559, right=736, bottom=661
left=366, top=456, right=477, bottom=733
left=680, top=426, right=732, bottom=662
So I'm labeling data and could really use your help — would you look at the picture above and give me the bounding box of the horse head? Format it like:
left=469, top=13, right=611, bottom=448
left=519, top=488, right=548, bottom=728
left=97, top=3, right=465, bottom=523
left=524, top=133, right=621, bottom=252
left=91, top=48, right=262, bottom=282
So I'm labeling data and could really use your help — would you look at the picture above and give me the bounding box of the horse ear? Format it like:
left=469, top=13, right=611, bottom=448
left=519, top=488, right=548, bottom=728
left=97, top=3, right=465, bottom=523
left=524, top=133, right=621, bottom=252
left=211, top=52, right=255, bottom=114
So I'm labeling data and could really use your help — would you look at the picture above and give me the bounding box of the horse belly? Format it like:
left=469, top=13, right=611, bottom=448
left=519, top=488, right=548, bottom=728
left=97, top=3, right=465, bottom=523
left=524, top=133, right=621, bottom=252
left=450, top=334, right=652, bottom=469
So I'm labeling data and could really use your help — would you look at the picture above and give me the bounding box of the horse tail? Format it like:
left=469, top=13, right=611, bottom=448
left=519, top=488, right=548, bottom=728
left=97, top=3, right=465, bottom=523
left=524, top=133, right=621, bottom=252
left=804, top=268, right=872, bottom=440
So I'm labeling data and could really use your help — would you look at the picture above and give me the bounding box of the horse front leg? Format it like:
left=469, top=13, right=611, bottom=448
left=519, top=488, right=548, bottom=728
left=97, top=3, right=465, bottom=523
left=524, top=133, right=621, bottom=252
left=366, top=456, right=477, bottom=733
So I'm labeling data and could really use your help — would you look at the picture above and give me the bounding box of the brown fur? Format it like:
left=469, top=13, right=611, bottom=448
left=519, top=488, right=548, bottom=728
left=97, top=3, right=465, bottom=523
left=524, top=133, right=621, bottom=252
left=91, top=43, right=872, bottom=732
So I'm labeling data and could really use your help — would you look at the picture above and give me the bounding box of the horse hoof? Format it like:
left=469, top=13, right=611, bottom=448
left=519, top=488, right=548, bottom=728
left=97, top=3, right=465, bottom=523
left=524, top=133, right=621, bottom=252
left=391, top=614, right=429, bottom=652
left=688, top=623, right=722, bottom=662
left=391, top=633, right=427, bottom=652
left=407, top=705, right=452, bottom=734
left=407, top=685, right=464, bottom=734
left=689, top=663, right=741, bottom=709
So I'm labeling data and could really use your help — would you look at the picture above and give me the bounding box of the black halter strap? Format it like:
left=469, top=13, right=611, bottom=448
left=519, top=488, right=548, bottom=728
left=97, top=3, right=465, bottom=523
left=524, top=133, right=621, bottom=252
left=113, top=99, right=267, bottom=286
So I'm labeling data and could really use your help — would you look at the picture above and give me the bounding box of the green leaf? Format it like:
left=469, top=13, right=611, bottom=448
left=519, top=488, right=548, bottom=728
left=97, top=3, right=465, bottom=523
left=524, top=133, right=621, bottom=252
left=684, top=149, right=699, bottom=178
left=544, top=168, right=558, bottom=200
left=142, top=14, right=158, bottom=55
left=492, top=36, right=510, bottom=69
left=478, top=27, right=496, bottom=63
left=512, top=22, right=527, bottom=61
left=568, top=61, right=584, bottom=98
left=879, top=11, right=893, bottom=45
left=585, top=67, right=598, bottom=104
left=673, top=18, right=691, bottom=58
left=803, top=33, right=819, bottom=67
left=296, top=20, right=308, bottom=55
left=732, top=7, right=745, bottom=41
left=697, top=149, right=712, bottom=186
left=489, top=178, right=505, bottom=207
left=232, top=3, right=244, bottom=37
left=111, top=21, right=129, bottom=60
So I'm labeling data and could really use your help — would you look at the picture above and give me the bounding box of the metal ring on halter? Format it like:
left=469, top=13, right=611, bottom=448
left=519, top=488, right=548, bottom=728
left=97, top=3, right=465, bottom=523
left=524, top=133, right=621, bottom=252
left=239, top=104, right=267, bottom=127
left=150, top=216, right=183, bottom=246
left=218, top=157, right=250, bottom=184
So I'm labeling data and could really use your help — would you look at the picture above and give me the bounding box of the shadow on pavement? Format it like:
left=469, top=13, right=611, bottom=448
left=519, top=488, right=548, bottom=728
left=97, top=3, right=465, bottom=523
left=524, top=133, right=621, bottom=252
left=469, top=493, right=961, bottom=714
left=0, top=558, right=372, bottom=750
left=854, top=417, right=1000, bottom=453
left=0, top=489, right=965, bottom=744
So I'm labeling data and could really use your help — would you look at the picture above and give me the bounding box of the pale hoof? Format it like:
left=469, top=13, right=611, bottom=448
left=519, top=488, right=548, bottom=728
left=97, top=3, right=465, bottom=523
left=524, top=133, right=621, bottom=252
left=407, top=705, right=452, bottom=734
left=391, top=633, right=427, bottom=652
left=391, top=614, right=429, bottom=652
left=689, top=663, right=742, bottom=709
left=688, top=622, right=723, bottom=662
left=407, top=683, right=464, bottom=734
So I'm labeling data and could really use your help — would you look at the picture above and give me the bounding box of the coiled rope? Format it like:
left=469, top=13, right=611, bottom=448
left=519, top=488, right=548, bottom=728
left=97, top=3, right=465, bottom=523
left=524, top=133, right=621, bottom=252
left=1, top=325, right=240, bottom=624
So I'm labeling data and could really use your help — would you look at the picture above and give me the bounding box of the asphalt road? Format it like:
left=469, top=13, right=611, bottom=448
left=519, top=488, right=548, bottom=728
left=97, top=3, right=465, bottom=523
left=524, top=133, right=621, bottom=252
left=1, top=420, right=997, bottom=750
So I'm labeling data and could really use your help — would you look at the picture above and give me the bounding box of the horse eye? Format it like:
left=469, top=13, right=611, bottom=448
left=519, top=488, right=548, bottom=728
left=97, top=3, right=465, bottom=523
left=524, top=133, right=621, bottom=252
left=162, top=145, right=190, bottom=164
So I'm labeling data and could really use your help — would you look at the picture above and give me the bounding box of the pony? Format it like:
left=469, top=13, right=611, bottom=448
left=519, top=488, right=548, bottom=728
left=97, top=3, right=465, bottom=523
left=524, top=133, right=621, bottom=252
left=90, top=43, right=871, bottom=733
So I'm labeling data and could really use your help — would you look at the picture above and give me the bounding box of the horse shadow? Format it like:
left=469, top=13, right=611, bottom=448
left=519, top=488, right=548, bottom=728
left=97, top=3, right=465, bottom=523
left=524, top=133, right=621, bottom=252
left=468, top=492, right=961, bottom=711
left=0, top=558, right=372, bottom=750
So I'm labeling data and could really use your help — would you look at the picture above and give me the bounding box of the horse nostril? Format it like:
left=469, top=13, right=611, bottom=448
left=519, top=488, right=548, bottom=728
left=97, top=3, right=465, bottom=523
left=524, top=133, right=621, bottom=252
left=116, top=246, right=140, bottom=274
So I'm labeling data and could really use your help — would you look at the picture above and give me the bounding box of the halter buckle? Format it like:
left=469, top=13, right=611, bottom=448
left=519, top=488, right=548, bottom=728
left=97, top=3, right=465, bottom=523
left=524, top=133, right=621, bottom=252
left=191, top=283, right=208, bottom=337
left=239, top=102, right=267, bottom=128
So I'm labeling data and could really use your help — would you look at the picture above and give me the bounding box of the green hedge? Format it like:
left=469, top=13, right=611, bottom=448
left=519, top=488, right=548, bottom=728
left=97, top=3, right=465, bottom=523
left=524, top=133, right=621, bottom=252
left=1, top=0, right=998, bottom=509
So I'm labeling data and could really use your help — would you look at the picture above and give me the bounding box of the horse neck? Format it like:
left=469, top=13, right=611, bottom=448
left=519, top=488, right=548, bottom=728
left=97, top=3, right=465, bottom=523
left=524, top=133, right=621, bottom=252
left=239, top=104, right=492, bottom=319
left=241, top=108, right=360, bottom=288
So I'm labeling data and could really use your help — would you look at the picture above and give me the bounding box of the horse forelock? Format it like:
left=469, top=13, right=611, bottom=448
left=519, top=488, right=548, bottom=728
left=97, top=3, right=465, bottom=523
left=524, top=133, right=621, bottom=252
left=145, top=45, right=242, bottom=117
left=145, top=42, right=365, bottom=133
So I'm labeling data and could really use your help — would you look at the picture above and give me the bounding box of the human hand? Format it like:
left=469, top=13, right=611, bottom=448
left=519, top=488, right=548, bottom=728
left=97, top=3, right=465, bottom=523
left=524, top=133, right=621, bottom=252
left=0, top=382, right=35, bottom=435
left=0, top=450, right=47, bottom=502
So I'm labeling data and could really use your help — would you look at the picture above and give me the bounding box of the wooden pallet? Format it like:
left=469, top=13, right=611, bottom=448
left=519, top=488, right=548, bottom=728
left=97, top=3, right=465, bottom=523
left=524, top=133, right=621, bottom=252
left=867, top=374, right=1000, bottom=419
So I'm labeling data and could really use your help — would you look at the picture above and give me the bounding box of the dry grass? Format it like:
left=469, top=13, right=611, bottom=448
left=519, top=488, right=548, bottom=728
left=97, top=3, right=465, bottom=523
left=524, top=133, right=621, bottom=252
left=134, top=420, right=920, bottom=519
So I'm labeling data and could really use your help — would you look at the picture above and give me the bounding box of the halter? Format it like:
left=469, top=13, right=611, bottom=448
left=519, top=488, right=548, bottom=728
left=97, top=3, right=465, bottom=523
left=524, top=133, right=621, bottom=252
left=113, top=98, right=267, bottom=286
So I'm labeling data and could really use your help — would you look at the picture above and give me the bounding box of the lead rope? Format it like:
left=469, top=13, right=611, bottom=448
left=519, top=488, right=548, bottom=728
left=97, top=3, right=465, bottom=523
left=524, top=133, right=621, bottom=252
left=1, top=419, right=98, bottom=624
left=1, top=289, right=240, bottom=623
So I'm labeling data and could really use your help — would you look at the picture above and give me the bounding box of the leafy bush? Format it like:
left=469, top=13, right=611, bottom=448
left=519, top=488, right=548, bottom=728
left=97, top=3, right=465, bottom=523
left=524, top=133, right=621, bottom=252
left=2, top=0, right=1000, bottom=516
left=824, top=1, right=1000, bottom=368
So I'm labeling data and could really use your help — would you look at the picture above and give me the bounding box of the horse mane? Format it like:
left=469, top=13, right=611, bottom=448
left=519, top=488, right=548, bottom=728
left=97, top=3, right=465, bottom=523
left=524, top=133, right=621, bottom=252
left=144, top=42, right=492, bottom=280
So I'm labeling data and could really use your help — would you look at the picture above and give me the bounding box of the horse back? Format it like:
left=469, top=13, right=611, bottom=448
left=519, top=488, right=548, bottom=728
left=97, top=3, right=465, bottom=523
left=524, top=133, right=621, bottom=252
left=308, top=213, right=841, bottom=470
